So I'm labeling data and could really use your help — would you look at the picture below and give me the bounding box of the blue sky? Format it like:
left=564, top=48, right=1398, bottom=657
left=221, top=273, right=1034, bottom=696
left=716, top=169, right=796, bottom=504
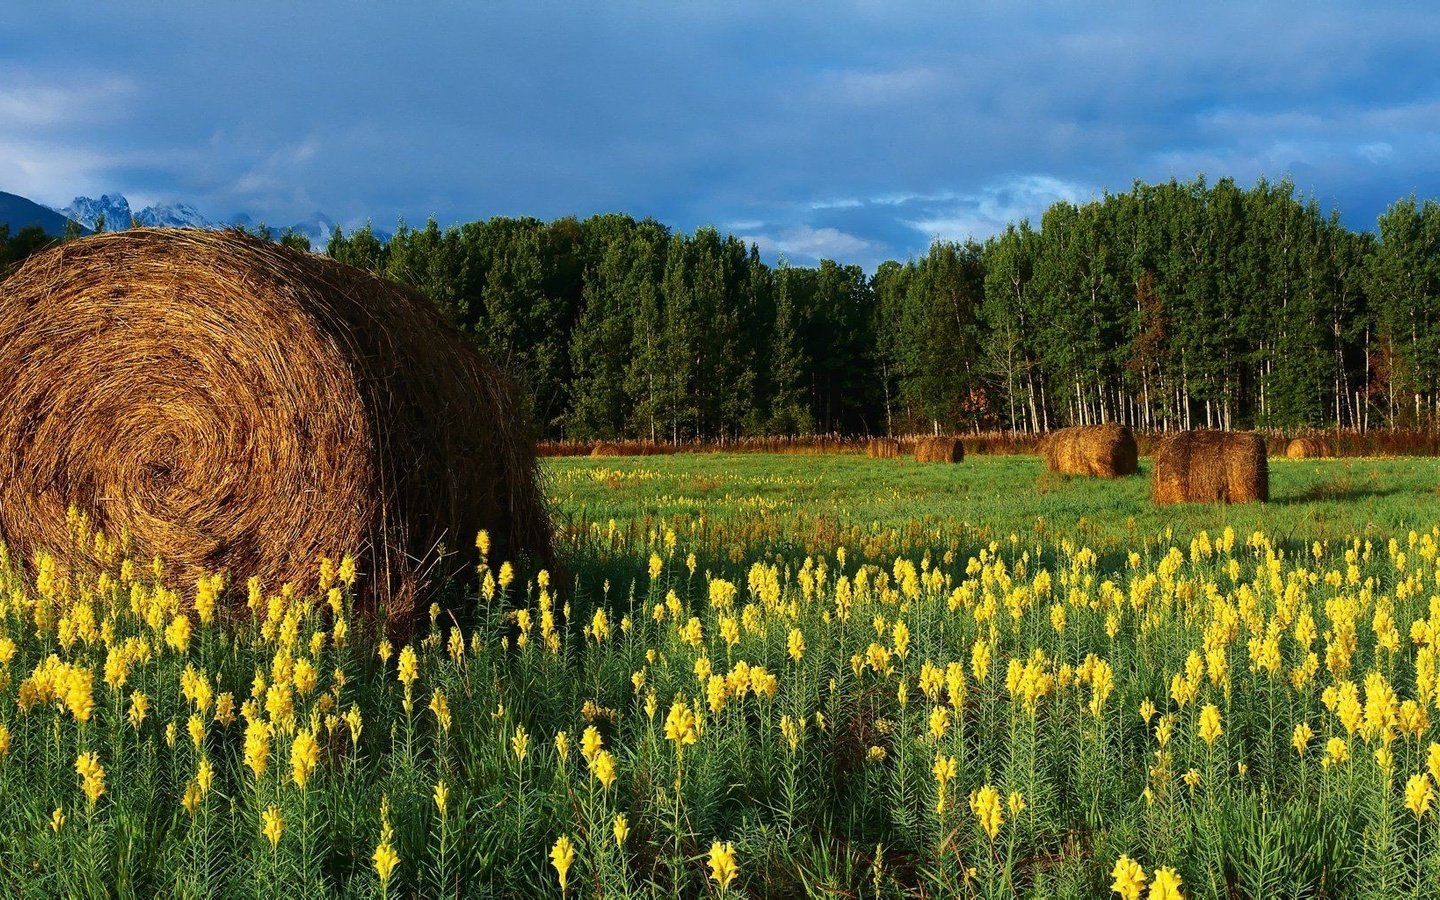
left=4, top=2, right=1439, bottom=267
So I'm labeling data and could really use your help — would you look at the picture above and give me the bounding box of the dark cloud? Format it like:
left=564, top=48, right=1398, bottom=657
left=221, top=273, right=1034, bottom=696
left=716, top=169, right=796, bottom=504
left=5, top=2, right=1440, bottom=266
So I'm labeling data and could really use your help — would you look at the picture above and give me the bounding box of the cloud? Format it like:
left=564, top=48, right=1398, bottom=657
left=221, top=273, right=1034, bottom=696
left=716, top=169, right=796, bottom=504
left=0, top=74, right=133, bottom=130
left=738, top=225, right=872, bottom=261
left=1358, top=142, right=1393, bottom=164
left=899, top=175, right=1094, bottom=243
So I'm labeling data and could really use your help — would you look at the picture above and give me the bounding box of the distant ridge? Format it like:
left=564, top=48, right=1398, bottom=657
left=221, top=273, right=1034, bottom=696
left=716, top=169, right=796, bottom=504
left=0, top=191, right=86, bottom=237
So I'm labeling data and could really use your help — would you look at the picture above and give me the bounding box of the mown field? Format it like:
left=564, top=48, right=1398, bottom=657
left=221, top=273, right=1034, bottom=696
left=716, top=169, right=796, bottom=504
left=3, top=452, right=1440, bottom=897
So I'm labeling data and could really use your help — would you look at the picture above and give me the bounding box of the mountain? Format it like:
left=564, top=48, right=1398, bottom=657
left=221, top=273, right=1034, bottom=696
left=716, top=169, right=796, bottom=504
left=135, top=202, right=212, bottom=229
left=63, top=193, right=345, bottom=248
left=0, top=191, right=86, bottom=237
left=62, top=194, right=135, bottom=230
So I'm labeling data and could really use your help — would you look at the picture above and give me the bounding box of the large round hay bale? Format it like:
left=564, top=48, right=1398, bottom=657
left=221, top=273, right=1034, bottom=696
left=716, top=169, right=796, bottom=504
left=0, top=229, right=551, bottom=623
left=590, top=442, right=624, bottom=457
left=866, top=438, right=901, bottom=459
left=1152, top=430, right=1268, bottom=504
left=1285, top=436, right=1332, bottom=459
left=1041, top=424, right=1138, bottom=477
left=914, top=436, right=964, bottom=463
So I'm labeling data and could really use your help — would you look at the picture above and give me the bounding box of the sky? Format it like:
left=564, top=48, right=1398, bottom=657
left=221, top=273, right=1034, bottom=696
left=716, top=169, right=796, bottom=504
left=3, top=2, right=1439, bottom=268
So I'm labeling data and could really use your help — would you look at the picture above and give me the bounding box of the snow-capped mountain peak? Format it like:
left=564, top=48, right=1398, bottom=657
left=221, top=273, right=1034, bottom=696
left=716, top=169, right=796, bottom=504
left=55, top=193, right=341, bottom=247
left=134, top=201, right=211, bottom=229
left=62, top=194, right=134, bottom=230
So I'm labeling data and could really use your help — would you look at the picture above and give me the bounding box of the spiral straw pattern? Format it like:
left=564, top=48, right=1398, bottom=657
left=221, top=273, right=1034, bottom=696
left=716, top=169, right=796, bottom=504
left=0, top=229, right=550, bottom=623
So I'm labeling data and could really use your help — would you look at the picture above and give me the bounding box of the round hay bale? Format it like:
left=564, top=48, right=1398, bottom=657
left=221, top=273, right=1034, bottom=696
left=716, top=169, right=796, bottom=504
left=590, top=442, right=624, bottom=457
left=1041, top=424, right=1138, bottom=477
left=913, top=436, right=964, bottom=464
left=1285, top=436, right=1332, bottom=459
left=1152, top=430, right=1268, bottom=504
left=0, top=229, right=551, bottom=624
left=866, top=438, right=901, bottom=459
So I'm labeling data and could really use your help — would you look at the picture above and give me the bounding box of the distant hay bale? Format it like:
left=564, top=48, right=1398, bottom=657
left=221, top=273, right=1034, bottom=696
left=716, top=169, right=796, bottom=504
left=0, top=229, right=551, bottom=626
left=1152, top=430, right=1268, bottom=504
left=866, top=438, right=901, bottom=459
left=914, top=436, right=964, bottom=464
left=590, top=442, right=624, bottom=457
left=1286, top=436, right=1333, bottom=459
left=1041, top=424, right=1138, bottom=477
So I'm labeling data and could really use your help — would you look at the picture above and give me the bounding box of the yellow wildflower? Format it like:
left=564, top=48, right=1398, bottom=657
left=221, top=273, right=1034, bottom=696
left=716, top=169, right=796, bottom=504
left=969, top=784, right=1003, bottom=839
left=707, top=840, right=738, bottom=890
left=261, top=805, right=284, bottom=850
left=1406, top=773, right=1434, bottom=819
left=1148, top=866, right=1184, bottom=900
left=1111, top=855, right=1146, bottom=900
left=291, top=728, right=320, bottom=787
left=550, top=835, right=576, bottom=892
left=1198, top=704, right=1222, bottom=746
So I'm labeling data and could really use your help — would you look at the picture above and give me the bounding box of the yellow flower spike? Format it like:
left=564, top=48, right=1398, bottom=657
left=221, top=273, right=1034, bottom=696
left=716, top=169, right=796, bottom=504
left=261, top=805, right=284, bottom=850
left=787, top=628, right=806, bottom=663
left=396, top=646, right=419, bottom=687
left=1198, top=704, right=1222, bottom=746
left=1147, top=866, right=1184, bottom=900
left=291, top=728, right=319, bottom=788
left=181, top=780, right=202, bottom=817
left=1406, top=773, right=1435, bottom=819
left=50, top=807, right=65, bottom=832
left=1007, top=790, right=1026, bottom=816
left=1139, top=699, right=1156, bottom=725
left=1323, top=737, right=1349, bottom=767
left=511, top=725, right=530, bottom=763
left=707, top=840, right=738, bottom=891
left=373, top=837, right=399, bottom=885
left=664, top=699, right=698, bottom=750
left=432, top=779, right=450, bottom=817
left=1111, top=855, right=1147, bottom=900
left=969, top=784, right=1003, bottom=839
left=590, top=750, right=618, bottom=790
left=244, top=718, right=272, bottom=779
left=429, top=690, right=452, bottom=734
left=581, top=726, right=603, bottom=763
left=1291, top=722, right=1313, bottom=756
left=929, top=707, right=950, bottom=741
left=128, top=691, right=149, bottom=731
left=612, top=813, right=629, bottom=847
left=550, top=835, right=576, bottom=892
left=74, top=751, right=106, bottom=807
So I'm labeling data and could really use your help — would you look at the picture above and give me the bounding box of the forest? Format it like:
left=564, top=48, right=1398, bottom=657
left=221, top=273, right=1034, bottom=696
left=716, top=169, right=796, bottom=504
left=8, top=176, right=1440, bottom=439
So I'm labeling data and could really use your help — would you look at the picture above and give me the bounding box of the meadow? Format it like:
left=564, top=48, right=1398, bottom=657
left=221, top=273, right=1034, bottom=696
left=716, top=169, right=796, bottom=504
left=2, top=451, right=1440, bottom=897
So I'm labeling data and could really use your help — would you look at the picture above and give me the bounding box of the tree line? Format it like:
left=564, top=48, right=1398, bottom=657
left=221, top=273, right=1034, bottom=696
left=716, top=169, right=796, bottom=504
left=8, top=176, right=1440, bottom=437
left=327, top=177, right=1440, bottom=438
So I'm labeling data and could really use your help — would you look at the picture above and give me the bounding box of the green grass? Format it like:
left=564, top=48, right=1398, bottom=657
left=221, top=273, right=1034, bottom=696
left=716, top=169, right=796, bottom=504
left=549, top=452, right=1440, bottom=567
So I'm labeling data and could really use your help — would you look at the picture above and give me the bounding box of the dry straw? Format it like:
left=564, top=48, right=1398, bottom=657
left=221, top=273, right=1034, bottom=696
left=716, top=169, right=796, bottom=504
left=866, top=438, right=901, bottom=459
left=589, top=442, right=624, bottom=457
left=913, top=436, right=964, bottom=464
left=1040, top=424, right=1138, bottom=477
left=0, top=229, right=551, bottom=626
left=1285, top=436, right=1333, bottom=459
left=1152, top=430, right=1268, bottom=504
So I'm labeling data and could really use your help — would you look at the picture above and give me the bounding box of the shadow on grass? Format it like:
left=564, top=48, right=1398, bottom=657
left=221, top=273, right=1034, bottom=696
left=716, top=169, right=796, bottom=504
left=1273, top=479, right=1407, bottom=505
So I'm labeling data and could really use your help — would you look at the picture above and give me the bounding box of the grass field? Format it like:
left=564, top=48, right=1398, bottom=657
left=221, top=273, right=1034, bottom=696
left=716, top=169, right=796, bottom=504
left=3, top=452, right=1440, bottom=897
